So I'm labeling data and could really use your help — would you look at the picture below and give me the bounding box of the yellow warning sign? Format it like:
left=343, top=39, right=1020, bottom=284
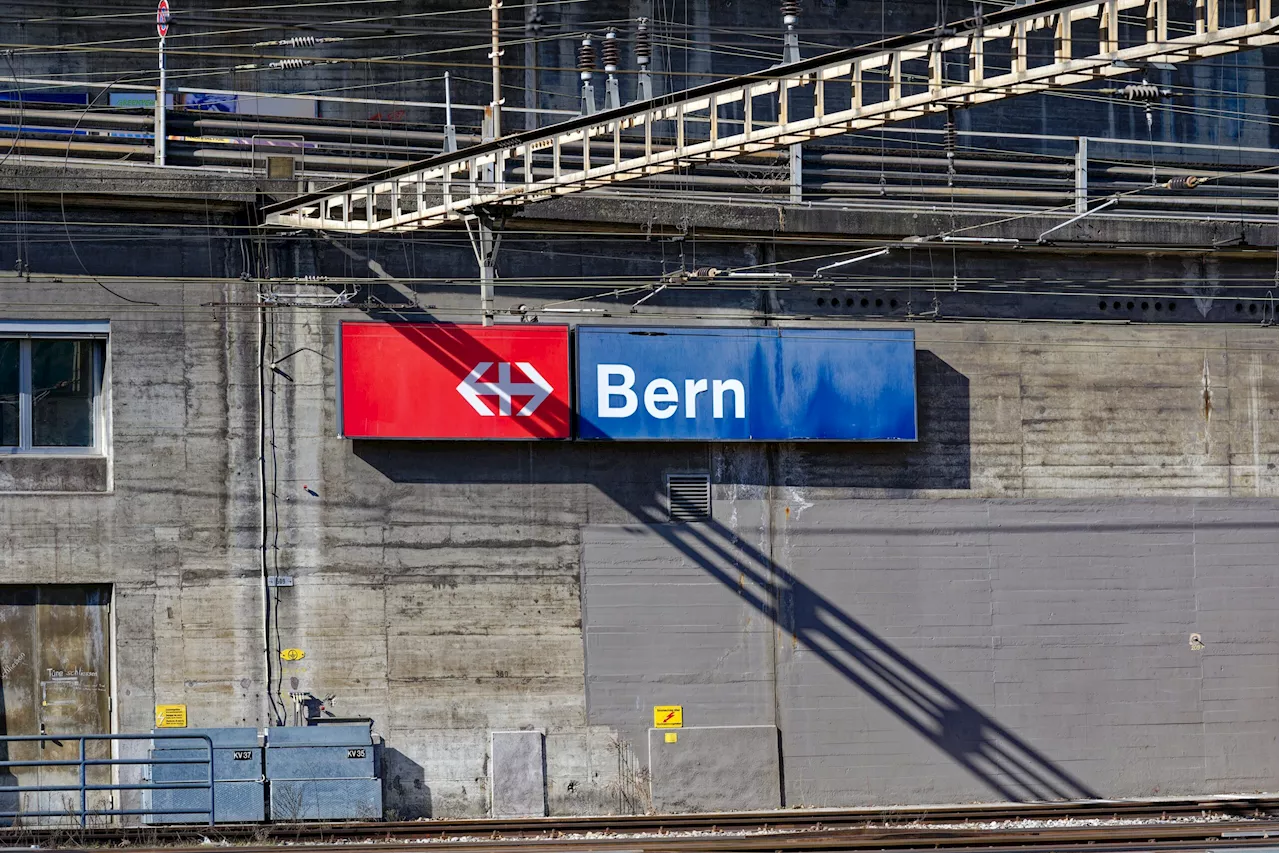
left=280, top=648, right=305, bottom=661
left=664, top=732, right=678, bottom=743
left=653, top=705, right=683, bottom=728
left=155, top=704, right=187, bottom=728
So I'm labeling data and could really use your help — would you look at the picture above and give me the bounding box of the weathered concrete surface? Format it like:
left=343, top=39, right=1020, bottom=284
left=512, top=194, right=1280, bottom=250
left=490, top=731, right=547, bottom=818
left=0, top=257, right=1274, bottom=817
left=647, top=726, right=781, bottom=813
left=6, top=163, right=1275, bottom=252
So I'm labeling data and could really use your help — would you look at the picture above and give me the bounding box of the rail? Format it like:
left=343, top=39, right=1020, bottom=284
left=0, top=732, right=215, bottom=827
left=0, top=792, right=1271, bottom=844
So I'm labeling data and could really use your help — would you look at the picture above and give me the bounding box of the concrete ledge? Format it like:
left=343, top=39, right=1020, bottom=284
left=649, top=725, right=781, bottom=813
left=0, top=455, right=109, bottom=493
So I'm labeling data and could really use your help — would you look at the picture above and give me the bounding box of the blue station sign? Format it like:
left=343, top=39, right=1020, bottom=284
left=574, top=326, right=917, bottom=441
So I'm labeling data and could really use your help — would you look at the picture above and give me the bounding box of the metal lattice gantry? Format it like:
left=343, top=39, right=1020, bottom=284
left=262, top=0, right=1278, bottom=233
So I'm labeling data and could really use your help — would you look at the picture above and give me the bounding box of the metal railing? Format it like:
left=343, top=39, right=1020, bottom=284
left=0, top=732, right=215, bottom=827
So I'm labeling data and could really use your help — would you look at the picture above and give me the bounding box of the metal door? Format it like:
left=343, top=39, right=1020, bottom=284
left=0, top=586, right=112, bottom=824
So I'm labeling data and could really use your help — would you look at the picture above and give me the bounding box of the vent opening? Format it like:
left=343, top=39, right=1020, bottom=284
left=666, top=473, right=711, bottom=522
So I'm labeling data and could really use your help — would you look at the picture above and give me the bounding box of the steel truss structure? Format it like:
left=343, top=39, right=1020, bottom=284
left=262, top=0, right=1278, bottom=233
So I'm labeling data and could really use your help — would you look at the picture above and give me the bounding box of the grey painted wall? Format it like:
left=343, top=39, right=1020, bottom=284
left=648, top=726, right=782, bottom=813
left=582, top=499, right=1278, bottom=806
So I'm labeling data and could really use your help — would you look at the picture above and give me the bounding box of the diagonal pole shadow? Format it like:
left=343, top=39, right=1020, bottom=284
left=633, top=508, right=1099, bottom=802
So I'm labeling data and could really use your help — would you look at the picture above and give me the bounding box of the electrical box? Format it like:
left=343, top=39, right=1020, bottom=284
left=145, top=727, right=265, bottom=824
left=265, top=723, right=381, bottom=821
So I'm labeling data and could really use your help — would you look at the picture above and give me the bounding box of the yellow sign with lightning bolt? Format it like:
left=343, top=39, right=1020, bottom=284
left=653, top=705, right=683, bottom=728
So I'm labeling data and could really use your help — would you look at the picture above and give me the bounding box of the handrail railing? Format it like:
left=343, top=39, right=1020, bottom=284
left=0, top=733, right=215, bottom=827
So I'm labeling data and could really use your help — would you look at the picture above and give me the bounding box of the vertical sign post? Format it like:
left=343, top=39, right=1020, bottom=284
left=155, top=0, right=170, bottom=166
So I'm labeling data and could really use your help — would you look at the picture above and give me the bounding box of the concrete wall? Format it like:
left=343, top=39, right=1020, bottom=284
left=0, top=274, right=264, bottom=810
left=0, top=262, right=1275, bottom=816
left=261, top=312, right=1279, bottom=814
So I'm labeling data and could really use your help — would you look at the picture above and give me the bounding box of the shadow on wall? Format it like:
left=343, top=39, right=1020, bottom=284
left=381, top=747, right=431, bottom=819
left=352, top=346, right=1083, bottom=801
left=632, top=513, right=1099, bottom=802
left=773, top=350, right=970, bottom=491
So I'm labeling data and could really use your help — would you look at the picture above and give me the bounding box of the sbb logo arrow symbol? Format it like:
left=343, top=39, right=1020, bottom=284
left=456, top=362, right=553, bottom=416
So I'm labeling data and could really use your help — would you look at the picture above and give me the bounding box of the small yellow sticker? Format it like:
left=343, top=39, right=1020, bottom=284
left=280, top=648, right=306, bottom=661
left=653, top=705, right=683, bottom=728
left=155, top=704, right=187, bottom=728
left=665, top=732, right=678, bottom=743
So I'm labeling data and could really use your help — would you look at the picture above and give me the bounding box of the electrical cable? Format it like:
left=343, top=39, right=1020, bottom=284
left=48, top=71, right=160, bottom=305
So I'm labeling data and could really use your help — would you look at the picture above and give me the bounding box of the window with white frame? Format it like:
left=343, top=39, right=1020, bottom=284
left=0, top=322, right=108, bottom=454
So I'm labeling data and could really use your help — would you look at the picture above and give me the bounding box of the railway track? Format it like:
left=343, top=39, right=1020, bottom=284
left=59, top=821, right=1280, bottom=853
left=3, top=795, right=1273, bottom=849
left=318, top=796, right=1278, bottom=835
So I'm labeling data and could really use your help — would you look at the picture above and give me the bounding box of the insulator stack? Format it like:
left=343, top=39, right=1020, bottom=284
left=252, top=35, right=343, bottom=47
left=1118, top=83, right=1163, bottom=100
left=267, top=58, right=314, bottom=70
left=782, top=0, right=801, bottom=26
left=602, top=30, right=620, bottom=71
left=1165, top=175, right=1203, bottom=190
left=943, top=116, right=957, bottom=154
left=577, top=37, right=597, bottom=78
left=635, top=18, right=651, bottom=66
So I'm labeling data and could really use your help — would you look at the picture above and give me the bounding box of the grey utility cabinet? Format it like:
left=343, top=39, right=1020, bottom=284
left=265, top=724, right=382, bottom=821
left=145, top=727, right=265, bottom=824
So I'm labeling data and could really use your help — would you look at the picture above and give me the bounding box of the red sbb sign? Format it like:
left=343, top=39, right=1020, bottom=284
left=339, top=323, right=571, bottom=439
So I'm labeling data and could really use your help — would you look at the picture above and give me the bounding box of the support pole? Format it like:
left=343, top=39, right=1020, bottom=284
left=479, top=219, right=498, bottom=326
left=525, top=2, right=543, bottom=129
left=789, top=143, right=803, bottom=204
left=443, top=71, right=458, bottom=152
left=466, top=214, right=501, bottom=326
left=154, top=36, right=166, bottom=165
left=1074, top=136, right=1089, bottom=213
left=489, top=0, right=503, bottom=140
left=782, top=1, right=802, bottom=202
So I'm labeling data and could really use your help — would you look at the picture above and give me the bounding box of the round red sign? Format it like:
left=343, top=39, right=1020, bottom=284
left=156, top=0, right=170, bottom=37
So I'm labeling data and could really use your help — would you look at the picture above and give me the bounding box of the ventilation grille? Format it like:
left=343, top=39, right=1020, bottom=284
left=667, top=473, right=711, bottom=522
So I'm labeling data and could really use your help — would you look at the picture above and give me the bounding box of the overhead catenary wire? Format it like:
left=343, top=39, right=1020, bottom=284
left=0, top=0, right=1274, bottom=311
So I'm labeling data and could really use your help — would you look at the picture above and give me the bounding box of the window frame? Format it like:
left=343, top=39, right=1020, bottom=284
left=0, top=321, right=109, bottom=457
